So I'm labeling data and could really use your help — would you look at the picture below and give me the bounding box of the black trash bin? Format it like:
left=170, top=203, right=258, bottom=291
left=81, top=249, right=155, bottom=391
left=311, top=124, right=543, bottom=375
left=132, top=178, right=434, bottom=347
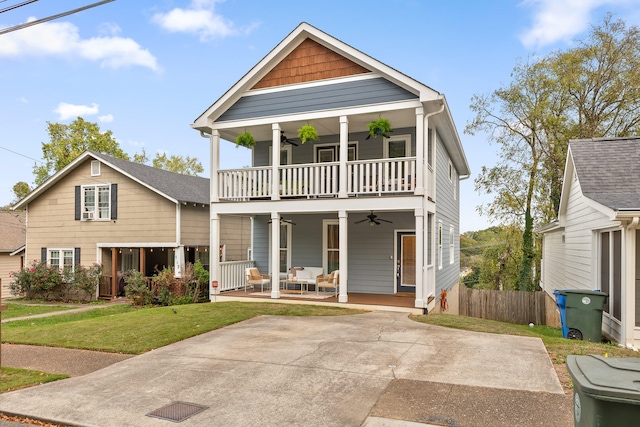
left=567, top=355, right=640, bottom=426
left=558, top=290, right=608, bottom=342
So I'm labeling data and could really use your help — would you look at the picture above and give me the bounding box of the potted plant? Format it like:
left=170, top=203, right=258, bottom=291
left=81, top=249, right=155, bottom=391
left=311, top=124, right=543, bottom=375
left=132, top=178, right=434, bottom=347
left=298, top=124, right=319, bottom=144
left=235, top=130, right=255, bottom=148
left=367, top=117, right=393, bottom=139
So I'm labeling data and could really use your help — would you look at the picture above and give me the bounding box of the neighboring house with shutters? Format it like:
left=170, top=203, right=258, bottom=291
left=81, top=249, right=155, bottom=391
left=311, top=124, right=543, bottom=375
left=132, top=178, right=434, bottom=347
left=0, top=211, right=25, bottom=298
left=13, top=151, right=251, bottom=299
left=538, top=137, right=640, bottom=349
left=192, top=22, right=470, bottom=311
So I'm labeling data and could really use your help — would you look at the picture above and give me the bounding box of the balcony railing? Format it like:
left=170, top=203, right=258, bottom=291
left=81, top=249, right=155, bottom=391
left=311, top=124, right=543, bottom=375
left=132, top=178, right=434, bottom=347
left=217, top=157, right=417, bottom=201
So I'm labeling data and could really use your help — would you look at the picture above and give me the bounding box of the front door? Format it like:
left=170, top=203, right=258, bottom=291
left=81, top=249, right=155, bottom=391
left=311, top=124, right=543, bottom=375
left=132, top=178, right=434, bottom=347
left=396, top=231, right=416, bottom=293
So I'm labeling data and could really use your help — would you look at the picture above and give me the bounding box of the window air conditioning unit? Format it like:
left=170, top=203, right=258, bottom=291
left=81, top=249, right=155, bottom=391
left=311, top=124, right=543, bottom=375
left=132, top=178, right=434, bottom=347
left=83, top=211, right=95, bottom=220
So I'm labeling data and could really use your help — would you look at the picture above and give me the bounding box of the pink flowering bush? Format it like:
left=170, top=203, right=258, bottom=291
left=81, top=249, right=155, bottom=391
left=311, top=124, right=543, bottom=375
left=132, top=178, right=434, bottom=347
left=9, top=260, right=102, bottom=301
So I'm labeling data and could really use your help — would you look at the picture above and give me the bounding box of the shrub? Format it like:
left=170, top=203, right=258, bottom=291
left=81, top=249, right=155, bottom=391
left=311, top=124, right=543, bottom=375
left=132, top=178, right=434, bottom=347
left=10, top=260, right=63, bottom=300
left=64, top=263, right=102, bottom=301
left=123, top=270, right=154, bottom=306
left=192, top=260, right=210, bottom=302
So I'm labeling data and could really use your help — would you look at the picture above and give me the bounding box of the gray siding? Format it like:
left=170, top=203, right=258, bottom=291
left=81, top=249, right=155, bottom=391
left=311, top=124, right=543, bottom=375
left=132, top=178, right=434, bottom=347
left=253, top=128, right=416, bottom=166
left=434, top=131, right=460, bottom=294
left=217, top=78, right=417, bottom=122
left=251, top=211, right=416, bottom=295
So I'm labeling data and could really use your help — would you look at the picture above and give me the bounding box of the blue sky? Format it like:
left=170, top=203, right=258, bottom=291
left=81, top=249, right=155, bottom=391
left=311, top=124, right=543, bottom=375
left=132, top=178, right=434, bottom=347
left=1, top=0, right=639, bottom=231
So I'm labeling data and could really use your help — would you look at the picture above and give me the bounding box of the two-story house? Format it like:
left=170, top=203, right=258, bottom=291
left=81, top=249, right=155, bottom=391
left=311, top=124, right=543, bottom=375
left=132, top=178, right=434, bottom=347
left=192, top=23, right=469, bottom=311
left=13, top=151, right=250, bottom=299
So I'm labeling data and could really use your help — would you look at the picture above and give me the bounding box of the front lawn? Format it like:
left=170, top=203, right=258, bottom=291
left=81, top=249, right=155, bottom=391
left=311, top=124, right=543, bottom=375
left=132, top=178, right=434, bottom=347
left=0, top=367, right=68, bottom=393
left=412, top=313, right=639, bottom=392
left=1, top=303, right=75, bottom=320
left=2, top=302, right=365, bottom=354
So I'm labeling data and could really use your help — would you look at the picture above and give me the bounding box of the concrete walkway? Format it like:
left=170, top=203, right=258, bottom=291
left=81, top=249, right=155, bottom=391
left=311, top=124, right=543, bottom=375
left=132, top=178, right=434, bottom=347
left=0, top=311, right=572, bottom=427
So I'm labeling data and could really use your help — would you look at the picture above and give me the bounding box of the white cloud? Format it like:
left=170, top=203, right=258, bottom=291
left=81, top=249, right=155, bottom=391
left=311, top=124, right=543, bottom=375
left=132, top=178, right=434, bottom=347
left=98, top=114, right=114, bottom=123
left=17, top=97, right=28, bottom=104
left=0, top=18, right=159, bottom=71
left=53, top=102, right=99, bottom=121
left=519, top=0, right=638, bottom=49
left=152, top=0, right=256, bottom=41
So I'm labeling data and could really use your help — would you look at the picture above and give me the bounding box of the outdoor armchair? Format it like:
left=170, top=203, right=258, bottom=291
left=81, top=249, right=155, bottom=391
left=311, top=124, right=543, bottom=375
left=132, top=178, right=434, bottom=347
left=245, top=267, right=271, bottom=292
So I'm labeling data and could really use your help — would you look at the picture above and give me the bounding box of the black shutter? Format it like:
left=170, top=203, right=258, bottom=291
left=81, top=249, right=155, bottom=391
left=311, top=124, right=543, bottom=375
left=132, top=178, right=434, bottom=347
left=111, top=184, right=118, bottom=220
left=74, top=247, right=81, bottom=267
left=41, top=247, right=47, bottom=262
left=75, top=186, right=81, bottom=220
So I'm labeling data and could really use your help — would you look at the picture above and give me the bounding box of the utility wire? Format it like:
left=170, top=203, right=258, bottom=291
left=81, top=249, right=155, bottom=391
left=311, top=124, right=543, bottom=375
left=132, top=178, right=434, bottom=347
left=0, top=0, right=38, bottom=15
left=0, top=145, right=42, bottom=163
left=0, top=0, right=115, bottom=36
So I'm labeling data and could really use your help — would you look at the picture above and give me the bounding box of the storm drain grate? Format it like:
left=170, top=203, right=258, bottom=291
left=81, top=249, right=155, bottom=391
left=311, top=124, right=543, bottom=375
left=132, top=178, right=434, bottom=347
left=146, top=401, right=209, bottom=423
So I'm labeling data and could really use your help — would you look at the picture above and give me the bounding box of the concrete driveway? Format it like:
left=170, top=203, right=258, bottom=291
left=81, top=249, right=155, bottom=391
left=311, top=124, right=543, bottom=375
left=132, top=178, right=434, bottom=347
left=0, top=311, right=567, bottom=426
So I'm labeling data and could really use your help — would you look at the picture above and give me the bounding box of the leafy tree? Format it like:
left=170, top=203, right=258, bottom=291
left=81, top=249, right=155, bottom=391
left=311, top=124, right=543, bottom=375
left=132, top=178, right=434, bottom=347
left=152, top=152, right=203, bottom=176
left=466, top=15, right=640, bottom=291
left=12, top=181, right=31, bottom=203
left=34, top=117, right=129, bottom=186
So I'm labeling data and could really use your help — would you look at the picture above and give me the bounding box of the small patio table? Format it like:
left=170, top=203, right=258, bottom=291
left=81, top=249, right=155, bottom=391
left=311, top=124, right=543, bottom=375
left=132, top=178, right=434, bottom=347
left=280, top=278, right=308, bottom=295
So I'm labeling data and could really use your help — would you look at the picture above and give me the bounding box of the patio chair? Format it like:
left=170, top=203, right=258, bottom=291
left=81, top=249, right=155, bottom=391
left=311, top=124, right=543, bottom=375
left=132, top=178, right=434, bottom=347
left=316, top=270, right=339, bottom=296
left=245, top=267, right=271, bottom=293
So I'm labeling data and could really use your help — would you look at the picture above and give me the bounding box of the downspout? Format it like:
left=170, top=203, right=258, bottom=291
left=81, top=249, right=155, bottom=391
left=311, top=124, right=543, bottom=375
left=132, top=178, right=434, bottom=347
left=421, top=100, right=445, bottom=312
left=624, top=217, right=639, bottom=349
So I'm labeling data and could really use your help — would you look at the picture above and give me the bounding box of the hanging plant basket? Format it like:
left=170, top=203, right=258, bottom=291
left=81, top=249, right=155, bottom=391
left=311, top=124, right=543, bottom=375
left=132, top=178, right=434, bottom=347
left=235, top=131, right=255, bottom=148
left=367, top=117, right=393, bottom=139
left=298, top=124, right=319, bottom=144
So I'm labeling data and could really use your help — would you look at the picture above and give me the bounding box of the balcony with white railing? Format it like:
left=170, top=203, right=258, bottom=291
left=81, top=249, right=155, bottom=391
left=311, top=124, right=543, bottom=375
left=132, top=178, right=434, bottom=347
left=217, top=157, right=418, bottom=201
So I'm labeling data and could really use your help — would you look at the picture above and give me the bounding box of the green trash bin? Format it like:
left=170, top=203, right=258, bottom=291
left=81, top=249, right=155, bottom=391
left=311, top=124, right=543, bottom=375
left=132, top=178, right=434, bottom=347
left=567, top=355, right=640, bottom=426
left=558, top=290, right=608, bottom=342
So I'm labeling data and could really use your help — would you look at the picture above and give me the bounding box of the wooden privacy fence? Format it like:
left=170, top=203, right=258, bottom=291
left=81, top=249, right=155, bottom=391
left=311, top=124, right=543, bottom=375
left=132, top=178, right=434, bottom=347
left=459, top=287, right=547, bottom=325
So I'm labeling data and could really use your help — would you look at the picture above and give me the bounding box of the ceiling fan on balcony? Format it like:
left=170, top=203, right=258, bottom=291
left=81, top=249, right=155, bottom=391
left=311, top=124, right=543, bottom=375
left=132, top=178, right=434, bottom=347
left=281, top=131, right=298, bottom=146
left=268, top=217, right=296, bottom=226
left=355, top=211, right=393, bottom=227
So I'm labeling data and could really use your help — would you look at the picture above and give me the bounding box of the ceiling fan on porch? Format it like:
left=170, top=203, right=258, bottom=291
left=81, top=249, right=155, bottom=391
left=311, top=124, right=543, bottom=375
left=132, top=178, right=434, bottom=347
left=281, top=131, right=298, bottom=146
left=268, top=217, right=296, bottom=226
left=355, top=211, right=393, bottom=227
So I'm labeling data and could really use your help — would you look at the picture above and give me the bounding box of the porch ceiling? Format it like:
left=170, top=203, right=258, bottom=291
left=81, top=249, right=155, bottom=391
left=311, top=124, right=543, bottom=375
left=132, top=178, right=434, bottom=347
left=217, top=107, right=417, bottom=143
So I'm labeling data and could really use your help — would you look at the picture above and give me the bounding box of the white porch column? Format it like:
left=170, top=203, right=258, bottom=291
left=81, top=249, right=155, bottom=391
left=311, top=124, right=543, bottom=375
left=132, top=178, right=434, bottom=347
left=415, top=107, right=425, bottom=196
left=339, top=116, right=349, bottom=198
left=209, top=212, right=220, bottom=301
left=338, top=210, right=348, bottom=303
left=415, top=208, right=425, bottom=309
left=623, top=221, right=638, bottom=348
left=210, top=130, right=220, bottom=202
left=271, top=123, right=281, bottom=201
left=270, top=212, right=281, bottom=299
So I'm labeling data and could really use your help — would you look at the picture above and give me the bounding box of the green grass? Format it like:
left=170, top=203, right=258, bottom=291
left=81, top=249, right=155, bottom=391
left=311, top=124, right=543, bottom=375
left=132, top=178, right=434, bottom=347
left=412, top=313, right=639, bottom=391
left=1, top=303, right=75, bottom=320
left=2, top=302, right=365, bottom=354
left=0, top=367, right=68, bottom=393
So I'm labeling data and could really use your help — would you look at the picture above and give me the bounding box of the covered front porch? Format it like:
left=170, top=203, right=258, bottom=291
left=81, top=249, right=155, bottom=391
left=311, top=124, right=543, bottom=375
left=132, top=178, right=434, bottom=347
left=209, top=198, right=437, bottom=311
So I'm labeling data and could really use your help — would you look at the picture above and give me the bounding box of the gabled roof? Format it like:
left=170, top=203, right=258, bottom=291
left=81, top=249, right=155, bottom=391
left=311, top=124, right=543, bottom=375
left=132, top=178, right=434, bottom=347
left=14, top=151, right=209, bottom=209
left=0, top=211, right=25, bottom=253
left=570, top=137, right=640, bottom=211
left=192, top=22, right=441, bottom=128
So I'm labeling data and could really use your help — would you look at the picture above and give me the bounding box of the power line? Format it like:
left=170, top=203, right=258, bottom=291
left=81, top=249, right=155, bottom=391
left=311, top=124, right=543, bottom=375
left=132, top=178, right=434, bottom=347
left=0, top=0, right=115, bottom=36
left=0, top=0, right=38, bottom=15
left=0, top=145, right=42, bottom=163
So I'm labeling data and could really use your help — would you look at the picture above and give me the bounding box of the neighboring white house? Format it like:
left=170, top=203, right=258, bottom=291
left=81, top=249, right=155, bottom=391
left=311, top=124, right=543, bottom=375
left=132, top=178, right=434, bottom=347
left=538, top=136, right=640, bottom=348
left=192, top=22, right=470, bottom=311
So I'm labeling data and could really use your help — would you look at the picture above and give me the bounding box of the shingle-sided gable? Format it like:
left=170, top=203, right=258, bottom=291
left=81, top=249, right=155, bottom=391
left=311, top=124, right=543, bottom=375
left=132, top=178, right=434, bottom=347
left=89, top=152, right=209, bottom=205
left=571, top=137, right=640, bottom=211
left=0, top=211, right=25, bottom=252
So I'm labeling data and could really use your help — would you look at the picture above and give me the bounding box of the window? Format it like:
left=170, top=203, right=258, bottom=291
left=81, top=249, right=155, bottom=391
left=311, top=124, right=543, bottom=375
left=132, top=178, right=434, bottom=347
left=323, top=220, right=339, bottom=273
left=449, top=225, right=454, bottom=265
left=599, top=230, right=621, bottom=321
left=82, top=184, right=110, bottom=220
left=448, top=161, right=453, bottom=182
left=383, top=135, right=411, bottom=158
left=91, top=160, right=101, bottom=176
left=314, top=143, right=357, bottom=163
left=453, top=169, right=457, bottom=200
left=269, top=145, right=292, bottom=165
left=279, top=223, right=291, bottom=274
left=438, top=222, right=443, bottom=269
left=49, top=248, right=75, bottom=272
